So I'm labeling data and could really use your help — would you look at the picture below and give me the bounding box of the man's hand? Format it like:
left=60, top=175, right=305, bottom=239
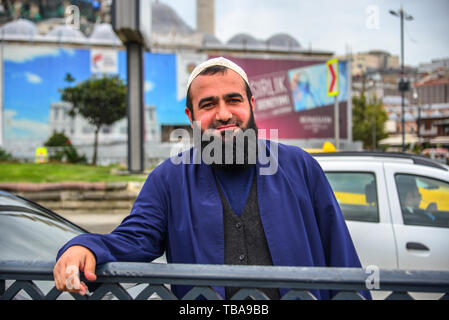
left=53, top=245, right=97, bottom=296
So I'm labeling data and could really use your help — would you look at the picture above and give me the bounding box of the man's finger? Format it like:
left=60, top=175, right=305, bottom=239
left=53, top=264, right=64, bottom=291
left=83, top=255, right=97, bottom=282
left=65, top=264, right=81, bottom=291
left=54, top=261, right=74, bottom=291
left=84, top=271, right=97, bottom=282
left=79, top=282, right=88, bottom=296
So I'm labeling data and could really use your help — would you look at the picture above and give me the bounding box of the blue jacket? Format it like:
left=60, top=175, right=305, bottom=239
left=57, top=140, right=370, bottom=299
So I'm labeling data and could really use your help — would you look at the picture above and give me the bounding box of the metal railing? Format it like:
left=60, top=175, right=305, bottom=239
left=1, top=260, right=448, bottom=300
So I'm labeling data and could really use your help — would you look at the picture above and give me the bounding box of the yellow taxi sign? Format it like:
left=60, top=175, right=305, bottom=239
left=322, top=141, right=337, bottom=152
left=326, top=58, right=339, bottom=97
left=304, top=141, right=338, bottom=154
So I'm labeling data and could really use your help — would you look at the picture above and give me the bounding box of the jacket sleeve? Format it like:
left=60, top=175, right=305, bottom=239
left=56, top=168, right=168, bottom=265
left=309, top=157, right=372, bottom=300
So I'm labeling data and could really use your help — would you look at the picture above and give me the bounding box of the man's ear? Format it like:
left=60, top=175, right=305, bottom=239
left=185, top=107, right=194, bottom=128
left=250, top=96, right=255, bottom=112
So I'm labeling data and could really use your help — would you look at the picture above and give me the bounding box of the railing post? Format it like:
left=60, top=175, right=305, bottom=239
left=0, top=280, right=4, bottom=296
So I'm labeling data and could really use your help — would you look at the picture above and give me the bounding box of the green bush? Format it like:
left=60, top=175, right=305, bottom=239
left=44, top=132, right=70, bottom=147
left=64, top=144, right=87, bottom=164
left=44, top=132, right=87, bottom=164
left=0, top=147, right=14, bottom=161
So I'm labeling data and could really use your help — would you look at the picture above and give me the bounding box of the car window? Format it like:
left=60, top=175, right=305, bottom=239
left=0, top=211, right=83, bottom=260
left=395, top=174, right=449, bottom=228
left=324, top=172, right=379, bottom=223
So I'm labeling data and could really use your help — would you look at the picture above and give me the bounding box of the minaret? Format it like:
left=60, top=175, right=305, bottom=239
left=196, top=0, right=215, bottom=35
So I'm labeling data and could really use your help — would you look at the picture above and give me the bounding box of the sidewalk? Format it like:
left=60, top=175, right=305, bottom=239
left=0, top=181, right=137, bottom=192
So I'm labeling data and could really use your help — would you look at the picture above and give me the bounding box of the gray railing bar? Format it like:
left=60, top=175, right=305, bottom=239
left=1, top=260, right=449, bottom=293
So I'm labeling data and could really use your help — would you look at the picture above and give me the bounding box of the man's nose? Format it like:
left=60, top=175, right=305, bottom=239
left=215, top=101, right=232, bottom=122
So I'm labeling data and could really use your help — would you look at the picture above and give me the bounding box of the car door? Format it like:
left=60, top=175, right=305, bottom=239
left=384, top=162, right=449, bottom=271
left=317, top=158, right=398, bottom=269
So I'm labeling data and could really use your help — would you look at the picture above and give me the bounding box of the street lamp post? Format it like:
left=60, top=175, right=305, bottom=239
left=371, top=79, right=377, bottom=151
left=413, top=88, right=421, bottom=144
left=390, top=6, right=414, bottom=152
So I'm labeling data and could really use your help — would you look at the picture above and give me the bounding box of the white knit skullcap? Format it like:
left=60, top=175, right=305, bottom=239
left=186, top=57, right=249, bottom=92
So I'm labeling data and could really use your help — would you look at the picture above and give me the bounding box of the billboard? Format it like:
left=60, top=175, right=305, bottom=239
left=1, top=44, right=191, bottom=149
left=3, top=45, right=91, bottom=143
left=226, top=56, right=350, bottom=139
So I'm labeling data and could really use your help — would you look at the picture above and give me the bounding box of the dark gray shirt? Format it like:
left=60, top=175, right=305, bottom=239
left=216, top=171, right=280, bottom=300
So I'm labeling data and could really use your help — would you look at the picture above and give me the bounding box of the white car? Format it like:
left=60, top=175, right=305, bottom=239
left=314, top=152, right=449, bottom=298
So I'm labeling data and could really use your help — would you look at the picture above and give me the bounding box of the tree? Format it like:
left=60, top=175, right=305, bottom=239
left=352, top=92, right=388, bottom=150
left=60, top=74, right=127, bottom=165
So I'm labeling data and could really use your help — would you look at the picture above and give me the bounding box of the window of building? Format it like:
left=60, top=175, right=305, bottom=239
left=82, top=126, right=94, bottom=134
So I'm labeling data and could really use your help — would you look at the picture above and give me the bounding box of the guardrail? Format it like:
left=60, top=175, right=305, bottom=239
left=1, top=260, right=448, bottom=300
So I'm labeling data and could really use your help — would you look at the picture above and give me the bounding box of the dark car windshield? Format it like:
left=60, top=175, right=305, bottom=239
left=0, top=193, right=85, bottom=260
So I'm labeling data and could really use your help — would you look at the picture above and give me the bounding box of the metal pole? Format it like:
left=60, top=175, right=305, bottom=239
left=417, top=105, right=421, bottom=141
left=0, top=35, right=3, bottom=147
left=126, top=41, right=145, bottom=173
left=372, top=104, right=376, bottom=150
left=370, top=80, right=376, bottom=151
left=400, top=7, right=405, bottom=152
left=347, top=59, right=353, bottom=143
left=334, top=95, right=340, bottom=149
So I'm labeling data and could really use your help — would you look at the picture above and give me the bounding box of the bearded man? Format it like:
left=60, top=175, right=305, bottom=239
left=53, top=57, right=371, bottom=300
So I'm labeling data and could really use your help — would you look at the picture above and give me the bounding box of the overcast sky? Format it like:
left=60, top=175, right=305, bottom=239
left=160, top=0, right=449, bottom=67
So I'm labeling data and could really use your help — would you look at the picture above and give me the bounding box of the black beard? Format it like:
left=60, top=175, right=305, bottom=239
left=199, top=110, right=258, bottom=172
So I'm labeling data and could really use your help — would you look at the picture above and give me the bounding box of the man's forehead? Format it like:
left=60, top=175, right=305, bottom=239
left=187, top=57, right=249, bottom=91
left=189, top=69, right=247, bottom=98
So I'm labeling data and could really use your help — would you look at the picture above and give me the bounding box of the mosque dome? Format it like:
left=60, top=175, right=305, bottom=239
left=152, top=1, right=194, bottom=34
left=227, top=33, right=264, bottom=47
left=267, top=33, right=301, bottom=49
left=47, top=24, right=86, bottom=43
left=89, top=23, right=121, bottom=45
left=0, top=18, right=38, bottom=40
left=0, top=18, right=37, bottom=36
left=202, top=32, right=222, bottom=46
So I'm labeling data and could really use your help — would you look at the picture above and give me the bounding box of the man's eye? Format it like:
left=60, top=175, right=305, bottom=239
left=201, top=103, right=214, bottom=109
left=228, top=99, right=242, bottom=104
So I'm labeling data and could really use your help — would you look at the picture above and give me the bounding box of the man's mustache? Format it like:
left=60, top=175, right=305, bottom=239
left=207, top=118, right=242, bottom=131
